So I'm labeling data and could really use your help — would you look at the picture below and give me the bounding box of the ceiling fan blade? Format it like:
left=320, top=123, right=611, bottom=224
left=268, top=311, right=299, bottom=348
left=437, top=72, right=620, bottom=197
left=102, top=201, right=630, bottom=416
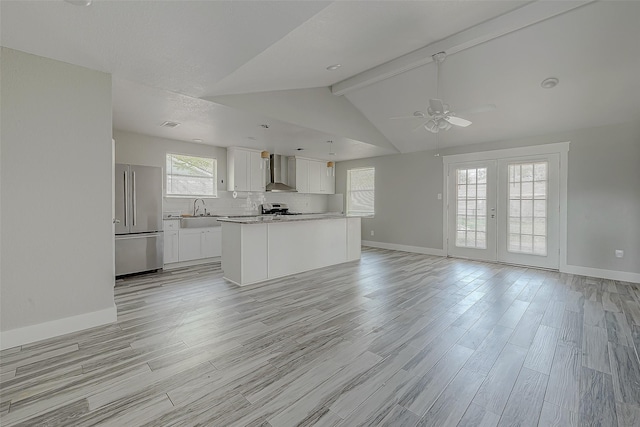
left=445, top=115, right=472, bottom=127
left=455, top=104, right=496, bottom=116
left=429, top=99, right=444, bottom=114
left=413, top=120, right=431, bottom=131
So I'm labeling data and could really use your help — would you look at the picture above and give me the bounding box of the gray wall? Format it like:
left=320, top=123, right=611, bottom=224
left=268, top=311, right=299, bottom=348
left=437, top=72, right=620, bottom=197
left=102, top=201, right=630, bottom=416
left=113, top=129, right=228, bottom=193
left=1, top=48, right=115, bottom=334
left=336, top=152, right=444, bottom=249
left=336, top=120, right=640, bottom=274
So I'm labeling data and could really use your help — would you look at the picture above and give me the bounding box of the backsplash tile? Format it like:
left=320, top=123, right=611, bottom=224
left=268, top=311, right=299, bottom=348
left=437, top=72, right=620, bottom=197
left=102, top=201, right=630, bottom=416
left=164, top=191, right=339, bottom=216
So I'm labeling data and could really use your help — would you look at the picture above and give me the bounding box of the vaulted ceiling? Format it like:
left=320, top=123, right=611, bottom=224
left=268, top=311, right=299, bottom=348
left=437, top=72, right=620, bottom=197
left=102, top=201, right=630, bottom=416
left=2, top=1, right=639, bottom=160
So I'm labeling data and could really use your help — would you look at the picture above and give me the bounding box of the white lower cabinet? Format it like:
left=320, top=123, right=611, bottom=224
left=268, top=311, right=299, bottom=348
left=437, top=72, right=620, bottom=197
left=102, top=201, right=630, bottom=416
left=178, top=227, right=222, bottom=262
left=178, top=229, right=202, bottom=262
left=202, top=228, right=222, bottom=258
left=164, top=231, right=179, bottom=264
left=163, top=220, right=180, bottom=265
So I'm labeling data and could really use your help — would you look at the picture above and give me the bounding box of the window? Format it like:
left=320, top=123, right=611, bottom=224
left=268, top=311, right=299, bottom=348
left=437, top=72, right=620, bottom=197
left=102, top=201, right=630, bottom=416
left=455, top=167, right=488, bottom=249
left=347, top=167, right=375, bottom=216
left=507, top=161, right=548, bottom=256
left=166, top=153, right=217, bottom=197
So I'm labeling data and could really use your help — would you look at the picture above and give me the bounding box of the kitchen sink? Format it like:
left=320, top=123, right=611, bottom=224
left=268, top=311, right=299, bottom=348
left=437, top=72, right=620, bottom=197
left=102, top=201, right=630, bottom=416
left=180, top=216, right=223, bottom=228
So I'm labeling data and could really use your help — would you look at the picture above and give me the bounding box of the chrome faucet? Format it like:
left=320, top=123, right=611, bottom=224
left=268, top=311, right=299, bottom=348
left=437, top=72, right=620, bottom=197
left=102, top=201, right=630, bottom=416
left=193, top=198, right=206, bottom=216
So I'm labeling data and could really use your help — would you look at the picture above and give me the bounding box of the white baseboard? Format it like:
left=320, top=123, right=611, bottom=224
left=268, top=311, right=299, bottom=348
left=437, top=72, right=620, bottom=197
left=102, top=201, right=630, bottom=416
left=0, top=305, right=117, bottom=350
left=562, top=264, right=640, bottom=284
left=163, top=257, right=221, bottom=270
left=362, top=241, right=445, bottom=257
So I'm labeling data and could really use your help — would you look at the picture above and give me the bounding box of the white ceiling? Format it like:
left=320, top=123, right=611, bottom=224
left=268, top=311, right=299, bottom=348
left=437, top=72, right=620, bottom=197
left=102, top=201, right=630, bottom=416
left=2, top=1, right=639, bottom=158
left=113, top=78, right=394, bottom=161
left=344, top=0, right=640, bottom=152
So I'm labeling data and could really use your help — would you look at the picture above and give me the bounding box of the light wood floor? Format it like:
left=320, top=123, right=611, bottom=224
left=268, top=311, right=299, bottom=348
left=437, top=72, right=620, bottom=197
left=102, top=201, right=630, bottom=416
left=1, top=248, right=639, bottom=426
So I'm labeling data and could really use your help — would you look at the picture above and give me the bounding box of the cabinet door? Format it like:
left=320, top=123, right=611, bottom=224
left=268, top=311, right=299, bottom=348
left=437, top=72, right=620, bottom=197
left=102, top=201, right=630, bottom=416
left=323, top=167, right=335, bottom=194
left=202, top=228, right=222, bottom=258
left=249, top=151, right=265, bottom=192
left=232, top=150, right=249, bottom=192
left=308, top=160, right=323, bottom=194
left=296, top=159, right=310, bottom=193
left=178, top=229, right=202, bottom=262
left=164, top=230, right=179, bottom=264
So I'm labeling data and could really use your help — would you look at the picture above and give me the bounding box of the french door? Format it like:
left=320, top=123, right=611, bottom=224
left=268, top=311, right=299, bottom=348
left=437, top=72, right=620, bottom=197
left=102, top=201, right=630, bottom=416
left=447, top=154, right=560, bottom=269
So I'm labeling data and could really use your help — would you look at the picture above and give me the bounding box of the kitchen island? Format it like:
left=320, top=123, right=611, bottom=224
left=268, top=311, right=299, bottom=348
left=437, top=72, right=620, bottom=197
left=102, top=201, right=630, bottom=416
left=219, top=214, right=361, bottom=286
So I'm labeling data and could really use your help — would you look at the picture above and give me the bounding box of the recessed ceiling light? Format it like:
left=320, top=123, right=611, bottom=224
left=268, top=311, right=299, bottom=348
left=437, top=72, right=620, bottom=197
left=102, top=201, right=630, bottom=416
left=65, top=0, right=92, bottom=5
left=541, top=77, right=559, bottom=89
left=160, top=121, right=181, bottom=128
left=326, top=64, right=341, bottom=71
left=193, top=139, right=203, bottom=143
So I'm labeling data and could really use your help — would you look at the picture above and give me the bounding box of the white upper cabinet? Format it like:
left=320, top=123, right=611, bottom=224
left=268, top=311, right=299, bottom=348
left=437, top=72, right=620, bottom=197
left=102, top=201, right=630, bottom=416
left=308, top=160, right=323, bottom=193
left=249, top=151, right=266, bottom=192
left=321, top=165, right=335, bottom=194
left=227, top=147, right=265, bottom=192
left=289, top=157, right=335, bottom=194
left=294, top=158, right=310, bottom=193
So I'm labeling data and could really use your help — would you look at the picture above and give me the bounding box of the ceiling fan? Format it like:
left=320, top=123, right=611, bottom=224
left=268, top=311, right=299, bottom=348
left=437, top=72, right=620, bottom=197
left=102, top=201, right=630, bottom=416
left=390, top=51, right=495, bottom=133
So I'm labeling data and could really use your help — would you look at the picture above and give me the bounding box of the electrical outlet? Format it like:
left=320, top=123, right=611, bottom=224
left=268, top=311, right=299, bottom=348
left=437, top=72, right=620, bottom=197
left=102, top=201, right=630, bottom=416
left=437, top=193, right=442, bottom=200
left=370, top=230, right=374, bottom=236
left=615, top=249, right=624, bottom=258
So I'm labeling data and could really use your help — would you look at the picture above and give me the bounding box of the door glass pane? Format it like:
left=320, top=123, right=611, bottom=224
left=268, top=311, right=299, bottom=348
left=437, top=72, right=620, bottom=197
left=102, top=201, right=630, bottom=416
left=508, top=161, right=548, bottom=256
left=455, top=167, right=487, bottom=249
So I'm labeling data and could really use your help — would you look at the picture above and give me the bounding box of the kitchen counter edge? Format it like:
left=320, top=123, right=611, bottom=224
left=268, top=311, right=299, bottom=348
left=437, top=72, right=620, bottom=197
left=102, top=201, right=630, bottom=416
left=217, top=214, right=347, bottom=224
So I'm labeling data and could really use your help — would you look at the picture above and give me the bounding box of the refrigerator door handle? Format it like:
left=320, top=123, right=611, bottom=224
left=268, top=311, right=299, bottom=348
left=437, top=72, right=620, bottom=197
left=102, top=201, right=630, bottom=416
left=132, top=171, right=137, bottom=226
left=123, top=171, right=128, bottom=227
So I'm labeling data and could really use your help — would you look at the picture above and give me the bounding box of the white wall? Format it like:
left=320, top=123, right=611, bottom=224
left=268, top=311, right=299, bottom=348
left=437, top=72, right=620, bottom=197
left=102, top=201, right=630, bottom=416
left=1, top=48, right=116, bottom=348
left=336, top=120, right=640, bottom=278
left=113, top=129, right=332, bottom=215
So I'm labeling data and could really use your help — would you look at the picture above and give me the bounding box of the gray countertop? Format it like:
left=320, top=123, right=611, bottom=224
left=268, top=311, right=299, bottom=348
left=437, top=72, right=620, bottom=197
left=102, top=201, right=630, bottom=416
left=217, top=213, right=347, bottom=224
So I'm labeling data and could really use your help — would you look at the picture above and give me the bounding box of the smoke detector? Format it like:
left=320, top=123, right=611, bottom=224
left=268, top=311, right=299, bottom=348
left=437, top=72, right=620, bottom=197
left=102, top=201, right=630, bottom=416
left=160, top=121, right=181, bottom=128
left=541, top=77, right=559, bottom=89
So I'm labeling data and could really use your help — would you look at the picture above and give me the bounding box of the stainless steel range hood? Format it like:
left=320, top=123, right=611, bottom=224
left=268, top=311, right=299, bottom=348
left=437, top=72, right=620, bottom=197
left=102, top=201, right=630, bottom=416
left=266, top=154, right=297, bottom=192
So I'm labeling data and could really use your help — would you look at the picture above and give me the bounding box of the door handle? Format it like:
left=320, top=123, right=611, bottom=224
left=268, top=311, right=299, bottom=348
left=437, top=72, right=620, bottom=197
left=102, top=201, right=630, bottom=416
left=123, top=171, right=128, bottom=227
left=113, top=219, right=121, bottom=224
left=132, top=171, right=137, bottom=227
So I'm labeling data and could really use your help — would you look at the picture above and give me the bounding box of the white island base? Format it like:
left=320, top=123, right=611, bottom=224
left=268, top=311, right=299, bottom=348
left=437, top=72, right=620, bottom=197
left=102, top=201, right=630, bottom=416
left=221, top=216, right=361, bottom=286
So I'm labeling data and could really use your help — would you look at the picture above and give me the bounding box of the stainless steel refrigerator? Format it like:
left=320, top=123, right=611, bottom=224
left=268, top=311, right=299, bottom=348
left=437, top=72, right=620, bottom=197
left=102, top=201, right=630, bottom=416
left=115, top=164, right=163, bottom=276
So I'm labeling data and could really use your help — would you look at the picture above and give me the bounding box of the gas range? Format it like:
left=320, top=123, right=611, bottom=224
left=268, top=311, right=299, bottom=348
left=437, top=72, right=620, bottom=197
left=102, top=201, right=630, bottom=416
left=260, top=203, right=303, bottom=215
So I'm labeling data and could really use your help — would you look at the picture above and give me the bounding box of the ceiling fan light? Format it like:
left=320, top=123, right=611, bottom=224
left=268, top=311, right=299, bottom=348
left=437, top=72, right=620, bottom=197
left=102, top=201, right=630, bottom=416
left=65, top=0, right=92, bottom=5
left=425, top=121, right=439, bottom=133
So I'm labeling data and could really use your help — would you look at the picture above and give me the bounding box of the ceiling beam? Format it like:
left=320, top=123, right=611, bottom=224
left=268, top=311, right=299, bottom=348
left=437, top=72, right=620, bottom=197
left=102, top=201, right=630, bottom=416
left=331, top=0, right=595, bottom=96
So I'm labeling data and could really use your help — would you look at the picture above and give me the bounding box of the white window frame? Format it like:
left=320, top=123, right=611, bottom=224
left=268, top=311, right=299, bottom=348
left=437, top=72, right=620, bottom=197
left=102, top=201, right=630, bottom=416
left=165, top=153, right=218, bottom=198
left=346, top=167, right=375, bottom=217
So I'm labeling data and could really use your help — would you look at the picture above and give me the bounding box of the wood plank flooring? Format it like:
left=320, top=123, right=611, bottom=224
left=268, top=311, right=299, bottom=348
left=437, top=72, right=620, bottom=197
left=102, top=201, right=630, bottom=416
left=1, top=248, right=640, bottom=426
